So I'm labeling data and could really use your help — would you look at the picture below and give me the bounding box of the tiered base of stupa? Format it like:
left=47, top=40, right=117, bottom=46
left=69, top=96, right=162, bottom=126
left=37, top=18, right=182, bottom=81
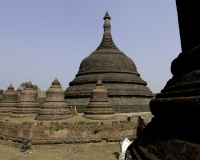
left=0, top=104, right=17, bottom=116
left=11, top=102, right=40, bottom=118
left=84, top=102, right=116, bottom=120
left=35, top=102, right=72, bottom=120
left=66, top=98, right=151, bottom=113
left=66, top=78, right=153, bottom=113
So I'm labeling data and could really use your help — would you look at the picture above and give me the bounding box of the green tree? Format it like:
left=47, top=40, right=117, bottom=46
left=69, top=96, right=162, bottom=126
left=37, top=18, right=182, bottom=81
left=21, top=82, right=41, bottom=92
left=21, top=82, right=27, bottom=90
left=0, top=89, right=4, bottom=95
left=33, top=85, right=41, bottom=92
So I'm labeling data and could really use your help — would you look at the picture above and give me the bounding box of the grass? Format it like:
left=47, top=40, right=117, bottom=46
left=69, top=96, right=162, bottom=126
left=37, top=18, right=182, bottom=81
left=0, top=143, right=119, bottom=160
left=50, top=123, right=66, bottom=131
left=0, top=115, right=128, bottom=124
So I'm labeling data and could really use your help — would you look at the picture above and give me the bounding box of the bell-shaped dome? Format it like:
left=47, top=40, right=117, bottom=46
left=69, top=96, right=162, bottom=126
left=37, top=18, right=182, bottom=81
left=65, top=11, right=153, bottom=113
left=70, top=11, right=142, bottom=86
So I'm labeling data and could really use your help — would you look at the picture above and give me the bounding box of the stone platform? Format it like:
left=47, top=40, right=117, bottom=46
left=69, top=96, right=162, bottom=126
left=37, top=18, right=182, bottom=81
left=0, top=113, right=153, bottom=150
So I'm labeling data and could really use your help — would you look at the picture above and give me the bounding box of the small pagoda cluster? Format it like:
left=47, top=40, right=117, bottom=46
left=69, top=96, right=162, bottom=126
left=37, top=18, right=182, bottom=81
left=0, top=78, right=115, bottom=120
left=83, top=78, right=116, bottom=120
left=0, top=78, right=72, bottom=120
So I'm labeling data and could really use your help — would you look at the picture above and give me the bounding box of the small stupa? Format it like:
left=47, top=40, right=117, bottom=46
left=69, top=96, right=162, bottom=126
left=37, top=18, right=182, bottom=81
left=16, top=86, right=22, bottom=102
left=11, top=81, right=40, bottom=118
left=83, top=78, right=116, bottom=120
left=35, top=78, right=72, bottom=120
left=0, top=83, right=18, bottom=116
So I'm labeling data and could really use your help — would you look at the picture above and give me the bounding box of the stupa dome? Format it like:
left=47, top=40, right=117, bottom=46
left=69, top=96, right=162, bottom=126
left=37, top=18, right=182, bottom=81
left=65, top=11, right=153, bottom=113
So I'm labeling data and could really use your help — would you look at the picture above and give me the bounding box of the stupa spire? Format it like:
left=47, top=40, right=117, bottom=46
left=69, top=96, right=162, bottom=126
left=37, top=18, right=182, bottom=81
left=96, top=77, right=103, bottom=86
left=8, top=83, right=14, bottom=90
left=17, top=86, right=21, bottom=91
left=103, top=10, right=111, bottom=20
left=96, top=11, right=119, bottom=50
left=52, top=77, right=60, bottom=86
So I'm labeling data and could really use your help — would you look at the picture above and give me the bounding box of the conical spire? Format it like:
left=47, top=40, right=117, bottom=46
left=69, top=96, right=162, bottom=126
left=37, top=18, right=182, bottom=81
left=52, top=77, right=60, bottom=86
left=8, top=83, right=14, bottom=90
left=26, top=81, right=33, bottom=88
left=17, top=86, right=21, bottom=92
left=96, top=11, right=119, bottom=50
left=96, top=77, right=103, bottom=86
left=103, top=11, right=111, bottom=20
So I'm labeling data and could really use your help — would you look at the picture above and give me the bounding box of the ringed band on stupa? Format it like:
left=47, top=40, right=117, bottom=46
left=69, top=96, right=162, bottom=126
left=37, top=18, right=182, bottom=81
left=65, top=11, right=153, bottom=113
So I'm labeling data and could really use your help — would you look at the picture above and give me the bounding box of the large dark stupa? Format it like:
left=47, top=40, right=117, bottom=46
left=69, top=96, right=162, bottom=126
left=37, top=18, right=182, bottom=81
left=65, top=11, right=153, bottom=113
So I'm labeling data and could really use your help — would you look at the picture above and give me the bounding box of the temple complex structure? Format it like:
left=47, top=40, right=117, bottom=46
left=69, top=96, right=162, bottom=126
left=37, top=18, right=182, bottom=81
left=126, top=1, right=200, bottom=159
left=65, top=11, right=153, bottom=113
left=83, top=78, right=116, bottom=120
left=0, top=83, right=18, bottom=116
left=11, top=81, right=40, bottom=118
left=35, top=78, right=72, bottom=120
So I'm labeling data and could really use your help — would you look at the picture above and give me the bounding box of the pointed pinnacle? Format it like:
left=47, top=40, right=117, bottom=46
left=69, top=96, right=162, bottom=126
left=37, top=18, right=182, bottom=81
left=96, top=78, right=103, bottom=86
left=104, top=11, right=111, bottom=20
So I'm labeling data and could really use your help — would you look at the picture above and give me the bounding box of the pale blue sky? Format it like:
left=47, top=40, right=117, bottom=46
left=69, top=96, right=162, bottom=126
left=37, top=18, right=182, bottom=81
left=0, top=0, right=181, bottom=93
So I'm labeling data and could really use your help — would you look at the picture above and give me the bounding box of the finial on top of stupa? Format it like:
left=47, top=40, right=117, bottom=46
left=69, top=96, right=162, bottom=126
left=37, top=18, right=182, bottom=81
left=8, top=83, right=14, bottom=90
left=25, top=81, right=33, bottom=89
left=96, top=77, right=103, bottom=86
left=104, top=10, right=111, bottom=20
left=17, top=86, right=21, bottom=92
left=52, top=77, right=60, bottom=86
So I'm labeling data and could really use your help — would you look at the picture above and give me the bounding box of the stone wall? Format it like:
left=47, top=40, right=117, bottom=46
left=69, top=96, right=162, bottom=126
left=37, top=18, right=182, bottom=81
left=0, top=115, right=151, bottom=148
